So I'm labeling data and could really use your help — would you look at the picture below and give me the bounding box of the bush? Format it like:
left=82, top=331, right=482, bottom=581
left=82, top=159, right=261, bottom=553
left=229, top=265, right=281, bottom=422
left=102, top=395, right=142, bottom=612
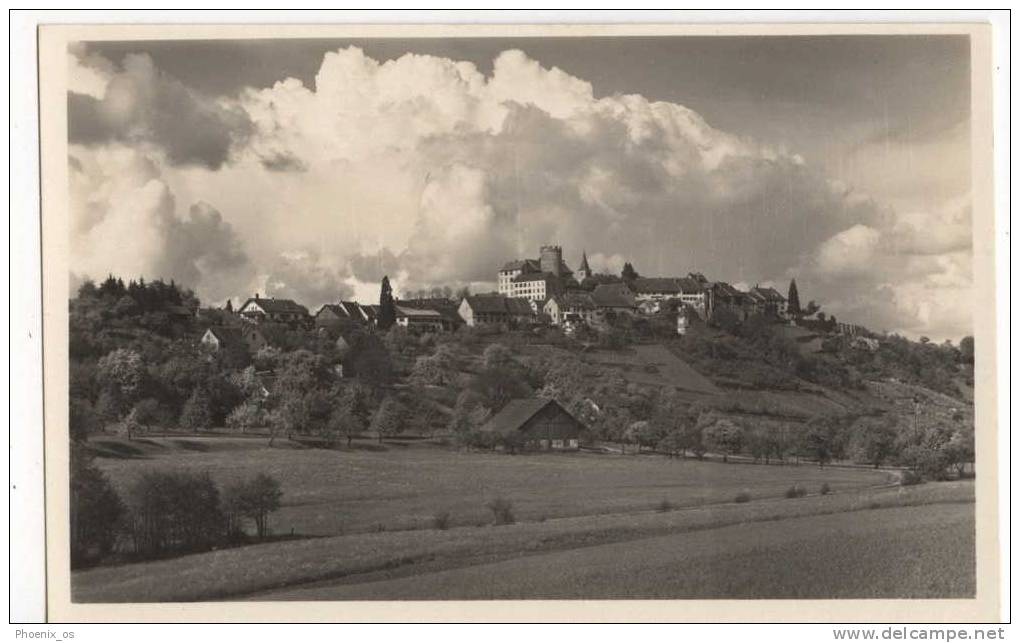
left=124, top=470, right=224, bottom=557
left=819, top=482, right=832, bottom=495
left=900, top=470, right=924, bottom=486
left=656, top=498, right=674, bottom=512
left=734, top=491, right=751, bottom=503
left=784, top=484, right=807, bottom=499
left=70, top=446, right=124, bottom=567
left=432, top=511, right=451, bottom=530
left=486, top=497, right=515, bottom=525
left=222, top=473, right=283, bottom=539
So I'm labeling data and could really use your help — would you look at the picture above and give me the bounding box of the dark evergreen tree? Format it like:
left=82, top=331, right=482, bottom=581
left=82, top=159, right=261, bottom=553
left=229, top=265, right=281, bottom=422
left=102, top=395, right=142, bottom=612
left=378, top=275, right=396, bottom=330
left=787, top=279, right=801, bottom=316
left=621, top=262, right=639, bottom=281
left=224, top=299, right=233, bottom=313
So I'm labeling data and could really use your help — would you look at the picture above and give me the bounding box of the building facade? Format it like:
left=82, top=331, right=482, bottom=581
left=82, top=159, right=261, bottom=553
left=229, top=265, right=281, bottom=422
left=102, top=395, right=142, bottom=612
left=238, top=295, right=310, bottom=325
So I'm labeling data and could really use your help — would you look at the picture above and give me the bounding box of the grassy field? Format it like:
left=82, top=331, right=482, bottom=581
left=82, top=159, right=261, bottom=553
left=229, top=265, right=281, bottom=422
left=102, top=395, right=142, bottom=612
left=71, top=479, right=973, bottom=602
left=262, top=502, right=974, bottom=600
left=90, top=437, right=892, bottom=536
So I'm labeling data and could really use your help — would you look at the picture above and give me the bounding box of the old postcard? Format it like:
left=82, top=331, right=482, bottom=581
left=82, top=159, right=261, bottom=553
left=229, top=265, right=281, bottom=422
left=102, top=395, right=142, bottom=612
left=38, top=21, right=999, bottom=622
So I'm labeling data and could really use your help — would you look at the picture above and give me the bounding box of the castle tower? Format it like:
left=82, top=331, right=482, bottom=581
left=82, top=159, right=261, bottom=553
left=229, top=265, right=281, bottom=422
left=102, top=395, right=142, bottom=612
left=540, top=245, right=563, bottom=277
left=576, top=250, right=592, bottom=281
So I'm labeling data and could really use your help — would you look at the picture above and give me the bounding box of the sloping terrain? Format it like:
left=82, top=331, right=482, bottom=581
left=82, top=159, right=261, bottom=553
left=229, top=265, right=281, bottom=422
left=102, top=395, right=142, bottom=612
left=581, top=344, right=721, bottom=395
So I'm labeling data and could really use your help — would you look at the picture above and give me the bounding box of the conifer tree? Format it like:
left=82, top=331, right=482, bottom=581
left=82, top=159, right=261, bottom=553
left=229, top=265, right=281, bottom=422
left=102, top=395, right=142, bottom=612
left=378, top=275, right=396, bottom=330
left=787, top=279, right=801, bottom=316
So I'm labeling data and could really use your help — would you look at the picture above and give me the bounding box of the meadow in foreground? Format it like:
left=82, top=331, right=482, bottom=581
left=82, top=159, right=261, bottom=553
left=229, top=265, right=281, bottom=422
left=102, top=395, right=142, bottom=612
left=90, top=436, right=893, bottom=537
left=72, top=478, right=973, bottom=602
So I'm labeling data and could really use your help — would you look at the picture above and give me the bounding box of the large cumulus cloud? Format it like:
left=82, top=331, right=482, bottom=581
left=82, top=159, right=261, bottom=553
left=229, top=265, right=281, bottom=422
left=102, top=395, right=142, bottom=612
left=67, top=45, right=972, bottom=339
left=68, top=49, right=250, bottom=169
left=69, top=144, right=251, bottom=304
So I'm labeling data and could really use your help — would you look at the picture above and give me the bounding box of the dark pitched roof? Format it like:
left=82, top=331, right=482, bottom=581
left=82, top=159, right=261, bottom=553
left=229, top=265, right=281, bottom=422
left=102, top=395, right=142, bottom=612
left=396, top=305, right=442, bottom=319
left=358, top=304, right=380, bottom=321
left=240, top=297, right=309, bottom=316
left=505, top=298, right=535, bottom=315
left=512, top=271, right=559, bottom=284
left=398, top=298, right=462, bottom=322
left=315, top=304, right=348, bottom=318
left=500, top=259, right=541, bottom=273
left=751, top=286, right=786, bottom=302
left=675, top=277, right=706, bottom=294
left=463, top=295, right=510, bottom=315
left=710, top=282, right=749, bottom=302
left=630, top=277, right=682, bottom=294
left=551, top=291, right=596, bottom=310
left=591, top=283, right=636, bottom=308
left=479, top=398, right=563, bottom=437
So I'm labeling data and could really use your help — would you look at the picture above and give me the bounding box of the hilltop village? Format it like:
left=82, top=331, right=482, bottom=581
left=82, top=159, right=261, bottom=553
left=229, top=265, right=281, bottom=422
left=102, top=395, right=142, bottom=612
left=68, top=244, right=974, bottom=574
left=216, top=244, right=867, bottom=345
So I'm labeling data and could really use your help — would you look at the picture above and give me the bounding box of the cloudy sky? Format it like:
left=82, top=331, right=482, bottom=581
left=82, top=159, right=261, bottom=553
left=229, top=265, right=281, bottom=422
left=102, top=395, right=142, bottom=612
left=67, top=35, right=972, bottom=340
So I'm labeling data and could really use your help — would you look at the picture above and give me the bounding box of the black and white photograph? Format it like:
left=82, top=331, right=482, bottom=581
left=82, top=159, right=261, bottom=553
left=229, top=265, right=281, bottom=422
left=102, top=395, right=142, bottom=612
left=27, top=18, right=1002, bottom=624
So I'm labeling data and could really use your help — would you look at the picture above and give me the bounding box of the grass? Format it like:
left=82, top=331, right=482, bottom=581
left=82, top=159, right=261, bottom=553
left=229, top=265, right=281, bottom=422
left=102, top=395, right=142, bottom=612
left=71, top=479, right=973, bottom=603
left=276, top=502, right=973, bottom=600
left=89, top=437, right=893, bottom=537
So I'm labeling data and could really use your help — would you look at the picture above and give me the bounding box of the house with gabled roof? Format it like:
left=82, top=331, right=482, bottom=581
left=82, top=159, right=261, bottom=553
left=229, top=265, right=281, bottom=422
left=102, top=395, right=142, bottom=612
left=750, top=285, right=788, bottom=318
left=544, top=291, right=601, bottom=328
left=707, top=281, right=753, bottom=320
left=478, top=398, right=584, bottom=451
left=590, top=282, right=636, bottom=314
left=395, top=305, right=445, bottom=332
left=314, top=304, right=353, bottom=327
left=238, top=294, right=310, bottom=326
left=458, top=295, right=512, bottom=327
left=201, top=326, right=245, bottom=352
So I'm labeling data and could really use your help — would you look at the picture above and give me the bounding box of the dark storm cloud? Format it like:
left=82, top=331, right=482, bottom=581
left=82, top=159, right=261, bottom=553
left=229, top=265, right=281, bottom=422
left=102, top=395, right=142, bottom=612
left=68, top=51, right=251, bottom=169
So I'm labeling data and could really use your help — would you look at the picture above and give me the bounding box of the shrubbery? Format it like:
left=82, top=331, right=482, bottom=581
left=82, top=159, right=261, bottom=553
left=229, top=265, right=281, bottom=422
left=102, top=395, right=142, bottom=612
left=486, top=497, right=515, bottom=525
left=785, top=484, right=807, bottom=499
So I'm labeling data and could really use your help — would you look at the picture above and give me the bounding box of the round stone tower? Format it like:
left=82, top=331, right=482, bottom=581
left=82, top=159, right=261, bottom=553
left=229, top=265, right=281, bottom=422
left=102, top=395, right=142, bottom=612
left=539, top=245, right=563, bottom=277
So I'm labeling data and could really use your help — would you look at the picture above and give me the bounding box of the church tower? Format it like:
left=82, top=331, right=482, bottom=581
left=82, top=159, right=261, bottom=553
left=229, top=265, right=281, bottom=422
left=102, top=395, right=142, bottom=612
left=576, top=250, right=592, bottom=281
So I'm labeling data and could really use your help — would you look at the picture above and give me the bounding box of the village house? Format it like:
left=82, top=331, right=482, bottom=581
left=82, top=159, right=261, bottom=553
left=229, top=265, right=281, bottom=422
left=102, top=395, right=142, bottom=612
left=544, top=291, right=601, bottom=328
left=201, top=326, right=244, bottom=352
left=505, top=297, right=539, bottom=325
left=238, top=294, right=310, bottom=326
left=676, top=277, right=709, bottom=317
left=201, top=325, right=269, bottom=353
left=314, top=304, right=346, bottom=326
left=590, top=282, right=637, bottom=315
left=706, top=282, right=752, bottom=320
left=458, top=294, right=537, bottom=328
left=478, top=398, right=585, bottom=451
left=397, top=298, right=463, bottom=331
left=459, top=295, right=512, bottom=327
left=630, top=277, right=683, bottom=305
left=749, top=285, right=789, bottom=318
left=395, top=305, right=446, bottom=332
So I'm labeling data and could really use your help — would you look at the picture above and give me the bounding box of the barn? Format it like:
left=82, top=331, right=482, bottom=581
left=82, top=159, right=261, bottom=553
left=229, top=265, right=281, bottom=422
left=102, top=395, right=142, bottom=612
left=479, top=398, right=585, bottom=451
